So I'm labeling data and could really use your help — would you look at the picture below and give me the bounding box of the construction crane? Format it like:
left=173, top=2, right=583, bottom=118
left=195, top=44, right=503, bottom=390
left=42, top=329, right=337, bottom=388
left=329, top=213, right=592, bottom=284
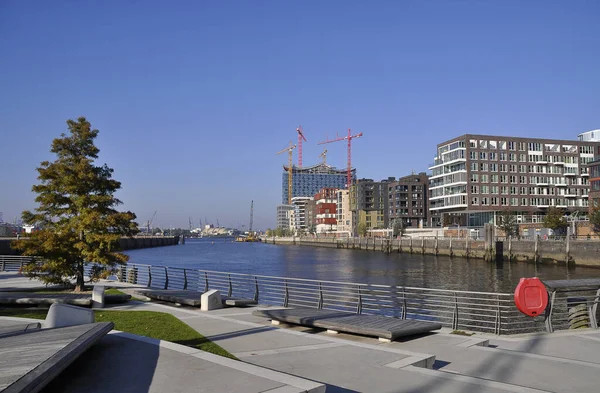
left=249, top=200, right=254, bottom=232
left=276, top=141, right=297, bottom=204
left=318, top=128, right=363, bottom=188
left=146, top=210, right=157, bottom=234
left=189, top=217, right=192, bottom=231
left=319, top=149, right=327, bottom=165
left=296, top=125, right=307, bottom=167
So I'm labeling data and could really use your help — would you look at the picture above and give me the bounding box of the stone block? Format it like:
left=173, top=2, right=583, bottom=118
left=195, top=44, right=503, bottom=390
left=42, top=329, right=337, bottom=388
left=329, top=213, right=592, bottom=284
left=44, top=303, right=95, bottom=328
left=92, top=285, right=105, bottom=308
left=200, top=289, right=222, bottom=311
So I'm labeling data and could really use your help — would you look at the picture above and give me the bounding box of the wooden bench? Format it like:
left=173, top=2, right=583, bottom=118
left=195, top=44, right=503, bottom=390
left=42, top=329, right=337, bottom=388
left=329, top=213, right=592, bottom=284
left=0, top=322, right=113, bottom=393
left=253, top=308, right=442, bottom=342
left=0, top=322, right=41, bottom=339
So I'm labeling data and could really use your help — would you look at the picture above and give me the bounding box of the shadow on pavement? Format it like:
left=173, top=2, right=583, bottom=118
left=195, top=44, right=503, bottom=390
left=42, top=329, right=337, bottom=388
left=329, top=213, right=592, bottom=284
left=205, top=325, right=278, bottom=342
left=408, top=334, right=543, bottom=393
left=41, top=334, right=160, bottom=393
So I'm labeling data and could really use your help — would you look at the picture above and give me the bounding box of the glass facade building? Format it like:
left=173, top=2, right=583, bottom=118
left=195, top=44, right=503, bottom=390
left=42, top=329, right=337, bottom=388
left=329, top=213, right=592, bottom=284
left=281, top=163, right=356, bottom=204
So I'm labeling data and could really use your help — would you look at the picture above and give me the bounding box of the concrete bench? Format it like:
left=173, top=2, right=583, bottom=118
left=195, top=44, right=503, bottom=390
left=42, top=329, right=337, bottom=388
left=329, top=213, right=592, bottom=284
left=0, top=322, right=114, bottom=393
left=222, top=296, right=258, bottom=307
left=133, top=289, right=257, bottom=308
left=253, top=308, right=443, bottom=342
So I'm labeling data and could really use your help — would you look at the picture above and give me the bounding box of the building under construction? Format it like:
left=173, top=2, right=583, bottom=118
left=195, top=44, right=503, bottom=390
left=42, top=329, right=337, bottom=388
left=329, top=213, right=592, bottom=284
left=281, top=163, right=356, bottom=204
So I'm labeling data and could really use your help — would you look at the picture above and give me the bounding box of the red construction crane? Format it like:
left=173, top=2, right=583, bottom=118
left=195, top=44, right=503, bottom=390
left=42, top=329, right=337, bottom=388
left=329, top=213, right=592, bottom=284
left=318, top=128, right=363, bottom=188
left=296, top=125, right=307, bottom=167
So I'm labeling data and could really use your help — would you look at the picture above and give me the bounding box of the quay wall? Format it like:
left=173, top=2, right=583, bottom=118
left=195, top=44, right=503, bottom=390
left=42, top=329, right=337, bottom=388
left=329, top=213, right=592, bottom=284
left=261, top=236, right=600, bottom=267
left=0, top=236, right=180, bottom=255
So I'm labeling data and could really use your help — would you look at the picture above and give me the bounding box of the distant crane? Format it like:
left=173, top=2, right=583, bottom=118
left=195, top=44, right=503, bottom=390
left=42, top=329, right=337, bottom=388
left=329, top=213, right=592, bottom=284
left=216, top=218, right=220, bottom=228
left=189, top=217, right=192, bottom=231
left=296, top=125, right=307, bottom=167
left=318, top=128, right=363, bottom=188
left=146, top=210, right=157, bottom=234
left=319, top=149, right=327, bottom=165
left=276, top=141, right=297, bottom=204
left=249, top=200, right=254, bottom=233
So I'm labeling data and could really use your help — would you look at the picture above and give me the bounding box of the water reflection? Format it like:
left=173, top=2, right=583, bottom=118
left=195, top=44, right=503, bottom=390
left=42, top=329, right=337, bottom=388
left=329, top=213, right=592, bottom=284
left=124, top=238, right=600, bottom=293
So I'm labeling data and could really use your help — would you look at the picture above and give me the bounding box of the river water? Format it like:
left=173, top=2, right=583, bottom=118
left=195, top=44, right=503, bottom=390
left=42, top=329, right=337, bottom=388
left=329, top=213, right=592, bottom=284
left=124, top=238, right=600, bottom=293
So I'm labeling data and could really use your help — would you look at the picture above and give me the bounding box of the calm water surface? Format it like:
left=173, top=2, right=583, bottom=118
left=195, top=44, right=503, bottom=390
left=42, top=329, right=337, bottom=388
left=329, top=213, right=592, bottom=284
left=124, top=238, right=600, bottom=293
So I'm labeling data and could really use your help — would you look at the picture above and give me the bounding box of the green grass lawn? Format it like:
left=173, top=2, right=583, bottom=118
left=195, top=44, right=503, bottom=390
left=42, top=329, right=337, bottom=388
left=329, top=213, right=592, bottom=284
left=0, top=309, right=236, bottom=360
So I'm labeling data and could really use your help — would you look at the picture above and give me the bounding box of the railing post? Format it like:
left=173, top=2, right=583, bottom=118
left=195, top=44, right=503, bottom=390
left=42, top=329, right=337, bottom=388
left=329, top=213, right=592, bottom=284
left=183, top=269, right=188, bottom=290
left=401, top=287, right=407, bottom=320
left=465, top=235, right=470, bottom=258
left=435, top=234, right=438, bottom=255
left=449, top=235, right=453, bottom=257
left=356, top=285, right=363, bottom=315
left=228, top=273, right=233, bottom=297
left=495, top=294, right=502, bottom=335
left=566, top=227, right=571, bottom=266
left=508, top=236, right=512, bottom=261
left=1, top=256, right=5, bottom=272
left=534, top=234, right=539, bottom=263
left=452, top=292, right=459, bottom=330
left=421, top=237, right=425, bottom=254
left=284, top=279, right=289, bottom=307
left=164, top=267, right=169, bottom=289
left=204, top=271, right=209, bottom=292
left=318, top=282, right=324, bottom=309
left=147, top=266, right=152, bottom=288
left=254, top=276, right=259, bottom=302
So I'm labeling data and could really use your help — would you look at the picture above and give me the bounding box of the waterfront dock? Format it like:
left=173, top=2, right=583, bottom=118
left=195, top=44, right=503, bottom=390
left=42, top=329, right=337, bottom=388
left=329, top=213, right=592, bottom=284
left=3, top=273, right=600, bottom=392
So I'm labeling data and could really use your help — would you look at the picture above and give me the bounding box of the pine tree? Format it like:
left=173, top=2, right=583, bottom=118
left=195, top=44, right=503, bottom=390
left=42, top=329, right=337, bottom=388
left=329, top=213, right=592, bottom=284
left=13, top=117, right=138, bottom=291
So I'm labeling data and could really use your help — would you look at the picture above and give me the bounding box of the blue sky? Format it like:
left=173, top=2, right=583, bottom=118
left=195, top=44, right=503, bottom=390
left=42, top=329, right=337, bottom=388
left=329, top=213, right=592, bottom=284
left=1, top=1, right=598, bottom=230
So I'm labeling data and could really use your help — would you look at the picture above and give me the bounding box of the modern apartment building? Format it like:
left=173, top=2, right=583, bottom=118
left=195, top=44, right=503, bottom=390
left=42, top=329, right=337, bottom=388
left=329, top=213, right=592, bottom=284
left=351, top=179, right=390, bottom=233
left=290, top=197, right=313, bottom=233
left=282, top=163, right=356, bottom=204
left=589, top=159, right=600, bottom=212
left=387, top=173, right=430, bottom=228
left=276, top=204, right=294, bottom=229
left=315, top=187, right=339, bottom=233
left=429, top=134, right=600, bottom=227
left=336, top=189, right=353, bottom=236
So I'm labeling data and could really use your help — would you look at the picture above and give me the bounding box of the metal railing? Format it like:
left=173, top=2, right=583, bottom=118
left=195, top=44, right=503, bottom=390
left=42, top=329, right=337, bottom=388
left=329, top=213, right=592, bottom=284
left=1, top=256, right=552, bottom=334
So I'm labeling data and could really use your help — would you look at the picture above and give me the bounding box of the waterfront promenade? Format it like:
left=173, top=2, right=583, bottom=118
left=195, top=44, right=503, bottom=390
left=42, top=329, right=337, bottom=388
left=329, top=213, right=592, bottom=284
left=3, top=273, right=600, bottom=392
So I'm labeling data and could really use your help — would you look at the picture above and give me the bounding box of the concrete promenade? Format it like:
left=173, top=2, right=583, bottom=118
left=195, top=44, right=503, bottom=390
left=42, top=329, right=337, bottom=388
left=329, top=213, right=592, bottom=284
left=3, top=274, right=600, bottom=392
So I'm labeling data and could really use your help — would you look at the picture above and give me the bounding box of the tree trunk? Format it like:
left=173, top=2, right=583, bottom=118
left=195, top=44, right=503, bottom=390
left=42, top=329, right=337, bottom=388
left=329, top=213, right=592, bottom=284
left=75, top=261, right=85, bottom=292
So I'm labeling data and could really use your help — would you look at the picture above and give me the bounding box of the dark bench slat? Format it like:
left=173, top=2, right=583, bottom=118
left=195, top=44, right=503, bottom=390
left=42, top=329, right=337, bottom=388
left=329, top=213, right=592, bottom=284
left=253, top=308, right=442, bottom=340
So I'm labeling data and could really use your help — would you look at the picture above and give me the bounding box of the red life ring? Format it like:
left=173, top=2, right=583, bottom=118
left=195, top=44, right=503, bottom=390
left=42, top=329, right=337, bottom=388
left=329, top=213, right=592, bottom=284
left=514, top=277, right=548, bottom=317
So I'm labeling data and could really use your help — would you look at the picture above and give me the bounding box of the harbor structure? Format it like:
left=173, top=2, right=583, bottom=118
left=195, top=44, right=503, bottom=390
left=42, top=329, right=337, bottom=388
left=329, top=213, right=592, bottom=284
left=429, top=134, right=600, bottom=227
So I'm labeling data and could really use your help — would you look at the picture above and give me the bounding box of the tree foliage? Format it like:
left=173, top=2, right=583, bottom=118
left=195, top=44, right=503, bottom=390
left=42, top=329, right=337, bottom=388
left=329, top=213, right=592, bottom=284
left=13, top=118, right=138, bottom=291
left=357, top=221, right=367, bottom=237
left=542, top=207, right=568, bottom=235
left=589, top=209, right=600, bottom=233
left=496, top=210, right=519, bottom=238
left=392, top=219, right=405, bottom=237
